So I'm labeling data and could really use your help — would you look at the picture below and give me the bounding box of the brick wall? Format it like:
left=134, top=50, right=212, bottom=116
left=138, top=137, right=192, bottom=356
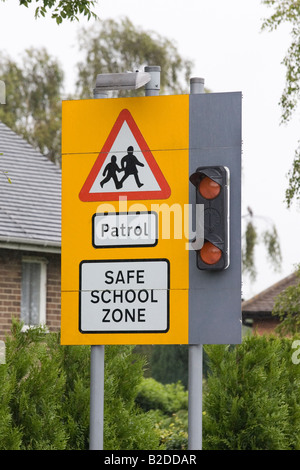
left=0, top=248, right=61, bottom=340
left=0, top=249, right=21, bottom=340
left=252, top=317, right=280, bottom=336
left=46, top=253, right=61, bottom=332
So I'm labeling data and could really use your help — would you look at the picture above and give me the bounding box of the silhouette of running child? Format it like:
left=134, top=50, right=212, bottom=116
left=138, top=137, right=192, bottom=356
left=100, top=155, right=122, bottom=189
left=119, top=146, right=144, bottom=188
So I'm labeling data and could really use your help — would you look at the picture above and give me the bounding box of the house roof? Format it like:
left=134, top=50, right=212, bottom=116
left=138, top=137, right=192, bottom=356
left=0, top=121, right=61, bottom=252
left=242, top=271, right=298, bottom=320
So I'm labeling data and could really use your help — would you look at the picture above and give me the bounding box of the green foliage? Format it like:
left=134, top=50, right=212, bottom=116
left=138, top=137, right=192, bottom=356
left=1, top=0, right=98, bottom=23
left=136, top=377, right=188, bottom=450
left=0, top=18, right=193, bottom=165
left=57, top=336, right=91, bottom=450
left=272, top=265, right=300, bottom=336
left=103, top=345, right=161, bottom=450
left=5, top=321, right=68, bottom=449
left=150, top=345, right=189, bottom=388
left=136, top=377, right=188, bottom=415
left=0, top=363, right=22, bottom=449
left=242, top=209, right=282, bottom=281
left=0, top=321, right=160, bottom=450
left=76, top=17, right=194, bottom=99
left=261, top=1, right=300, bottom=207
left=243, top=220, right=258, bottom=280
left=0, top=48, right=64, bottom=163
left=2, top=324, right=300, bottom=450
left=262, top=0, right=300, bottom=123
left=203, top=336, right=300, bottom=450
left=285, top=142, right=300, bottom=207
left=151, top=409, right=188, bottom=450
left=262, top=224, right=282, bottom=270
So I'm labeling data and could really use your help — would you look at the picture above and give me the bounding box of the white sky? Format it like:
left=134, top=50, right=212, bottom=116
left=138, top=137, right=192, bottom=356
left=0, top=0, right=300, bottom=300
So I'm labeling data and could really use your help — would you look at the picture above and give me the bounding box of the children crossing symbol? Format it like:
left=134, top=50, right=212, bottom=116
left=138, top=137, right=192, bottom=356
left=100, top=146, right=144, bottom=190
left=79, top=109, right=171, bottom=201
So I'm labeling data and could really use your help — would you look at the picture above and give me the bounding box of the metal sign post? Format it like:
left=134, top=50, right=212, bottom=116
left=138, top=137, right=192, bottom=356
left=188, top=77, right=204, bottom=451
left=89, top=86, right=107, bottom=451
left=188, top=343, right=203, bottom=450
left=89, top=343, right=104, bottom=450
left=88, top=67, right=161, bottom=451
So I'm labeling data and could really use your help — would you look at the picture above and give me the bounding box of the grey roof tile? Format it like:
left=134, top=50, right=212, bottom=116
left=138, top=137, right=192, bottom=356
left=242, top=272, right=298, bottom=318
left=0, top=121, right=61, bottom=247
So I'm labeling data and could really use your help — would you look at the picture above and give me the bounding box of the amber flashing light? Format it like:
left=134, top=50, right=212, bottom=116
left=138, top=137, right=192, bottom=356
left=199, top=176, right=221, bottom=200
left=200, top=241, right=222, bottom=265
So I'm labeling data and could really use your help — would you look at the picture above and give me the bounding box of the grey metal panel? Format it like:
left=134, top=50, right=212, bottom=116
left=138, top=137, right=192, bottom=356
left=0, top=122, right=61, bottom=246
left=189, top=92, right=242, bottom=344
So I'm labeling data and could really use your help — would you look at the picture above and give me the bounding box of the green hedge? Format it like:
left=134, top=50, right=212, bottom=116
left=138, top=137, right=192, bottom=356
left=1, top=321, right=300, bottom=450
left=203, top=335, right=300, bottom=450
left=0, top=320, right=161, bottom=450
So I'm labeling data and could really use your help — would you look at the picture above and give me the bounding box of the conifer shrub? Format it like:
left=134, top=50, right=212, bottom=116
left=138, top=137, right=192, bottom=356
left=103, top=345, right=161, bottom=450
left=203, top=335, right=300, bottom=450
left=2, top=322, right=299, bottom=450
left=3, top=321, right=68, bottom=449
left=0, top=320, right=161, bottom=450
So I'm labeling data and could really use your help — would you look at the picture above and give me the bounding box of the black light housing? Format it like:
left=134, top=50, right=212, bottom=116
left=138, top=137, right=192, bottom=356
left=190, top=166, right=230, bottom=270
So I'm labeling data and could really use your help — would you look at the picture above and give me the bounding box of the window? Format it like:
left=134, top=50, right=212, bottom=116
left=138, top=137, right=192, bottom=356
left=21, top=258, right=47, bottom=328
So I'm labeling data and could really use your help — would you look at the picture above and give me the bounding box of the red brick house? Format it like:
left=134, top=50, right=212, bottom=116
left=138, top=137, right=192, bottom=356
left=0, top=122, right=61, bottom=340
left=242, top=272, right=299, bottom=335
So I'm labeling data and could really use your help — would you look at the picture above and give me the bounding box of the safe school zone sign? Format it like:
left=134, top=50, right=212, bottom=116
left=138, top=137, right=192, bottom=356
left=61, top=93, right=242, bottom=346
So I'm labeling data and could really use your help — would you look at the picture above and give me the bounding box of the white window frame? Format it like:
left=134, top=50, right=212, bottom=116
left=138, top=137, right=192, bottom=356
left=21, top=257, right=47, bottom=331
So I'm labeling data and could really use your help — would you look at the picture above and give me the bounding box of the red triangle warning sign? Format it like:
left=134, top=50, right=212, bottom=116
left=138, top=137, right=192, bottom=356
left=79, top=109, right=171, bottom=201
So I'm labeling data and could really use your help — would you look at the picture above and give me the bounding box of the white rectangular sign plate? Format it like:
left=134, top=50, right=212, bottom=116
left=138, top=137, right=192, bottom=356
left=79, top=259, right=170, bottom=334
left=92, top=212, right=158, bottom=248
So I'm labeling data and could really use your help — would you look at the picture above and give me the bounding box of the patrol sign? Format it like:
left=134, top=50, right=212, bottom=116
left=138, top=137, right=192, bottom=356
left=92, top=212, right=158, bottom=248
left=61, top=92, right=242, bottom=346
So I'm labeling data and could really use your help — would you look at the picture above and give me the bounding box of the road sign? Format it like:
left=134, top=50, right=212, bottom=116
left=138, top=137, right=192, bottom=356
left=79, top=259, right=169, bottom=333
left=79, top=109, right=171, bottom=201
left=61, top=92, right=242, bottom=346
left=61, top=95, right=189, bottom=345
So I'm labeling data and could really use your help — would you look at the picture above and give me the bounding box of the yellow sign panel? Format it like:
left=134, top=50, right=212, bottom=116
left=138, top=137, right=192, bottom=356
left=61, top=95, right=189, bottom=345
